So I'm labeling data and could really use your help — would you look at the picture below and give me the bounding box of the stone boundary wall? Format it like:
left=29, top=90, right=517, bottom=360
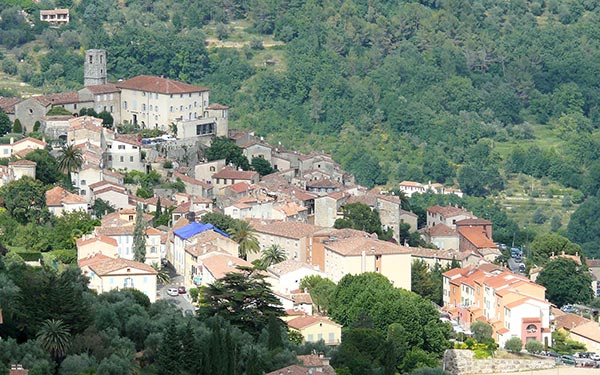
left=443, top=349, right=556, bottom=375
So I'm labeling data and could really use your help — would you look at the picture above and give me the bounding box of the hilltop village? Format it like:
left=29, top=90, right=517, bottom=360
left=1, top=50, right=599, bottom=375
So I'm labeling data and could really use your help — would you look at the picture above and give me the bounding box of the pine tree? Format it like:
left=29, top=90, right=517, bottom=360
left=154, top=197, right=162, bottom=221
left=181, top=322, right=202, bottom=375
left=132, top=204, right=147, bottom=263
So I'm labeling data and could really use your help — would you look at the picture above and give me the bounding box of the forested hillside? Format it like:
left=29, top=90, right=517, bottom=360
left=2, top=0, right=600, bottom=254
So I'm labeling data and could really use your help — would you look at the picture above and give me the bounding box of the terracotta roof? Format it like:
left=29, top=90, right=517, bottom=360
left=14, top=136, right=47, bottom=147
left=458, top=226, right=497, bottom=249
left=266, top=365, right=311, bottom=375
left=427, top=205, right=472, bottom=217
left=97, top=225, right=134, bottom=236
left=346, top=195, right=376, bottom=206
left=83, top=255, right=157, bottom=276
left=587, top=259, right=600, bottom=268
left=0, top=97, right=22, bottom=114
left=227, top=181, right=252, bottom=193
left=306, top=179, right=341, bottom=188
left=83, top=83, right=120, bottom=94
left=324, top=236, right=411, bottom=256
left=45, top=186, right=85, bottom=206
left=287, top=315, right=341, bottom=330
left=292, top=292, right=312, bottom=305
left=268, top=259, right=319, bottom=277
left=399, top=180, right=423, bottom=187
left=554, top=313, right=591, bottom=331
left=297, top=354, right=329, bottom=367
left=76, top=235, right=118, bottom=248
left=201, top=254, right=252, bottom=280
left=254, top=221, right=322, bottom=240
left=456, top=218, right=492, bottom=226
left=274, top=201, right=307, bottom=216
left=570, top=321, right=600, bottom=343
left=496, top=328, right=510, bottom=334
left=89, top=180, right=125, bottom=190
left=116, top=75, right=209, bottom=94
left=410, top=247, right=474, bottom=261
left=427, top=223, right=457, bottom=237
left=9, top=159, right=36, bottom=166
left=114, top=135, right=141, bottom=146
left=213, top=168, right=258, bottom=180
left=33, top=91, right=80, bottom=106
left=77, top=253, right=112, bottom=268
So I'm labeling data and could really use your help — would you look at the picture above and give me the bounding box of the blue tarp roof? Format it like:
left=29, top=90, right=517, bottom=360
left=173, top=222, right=229, bottom=240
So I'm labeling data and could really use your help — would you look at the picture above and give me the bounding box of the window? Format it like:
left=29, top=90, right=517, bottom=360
left=210, top=166, right=215, bottom=172
left=526, top=324, right=537, bottom=334
left=3, top=149, right=7, bottom=155
left=118, top=145, right=126, bottom=150
left=180, top=94, right=183, bottom=98
left=120, top=156, right=124, bottom=162
left=170, top=106, right=173, bottom=112
left=74, top=103, right=77, bottom=109
left=194, top=101, right=197, bottom=107
left=142, top=104, right=146, bottom=111
left=180, top=105, right=183, bottom=111
left=124, top=101, right=128, bottom=109
left=129, top=215, right=134, bottom=221
left=89, top=55, right=93, bottom=64
left=307, top=334, right=314, bottom=342
left=130, top=156, right=134, bottom=162
left=80, top=180, right=86, bottom=185
left=155, top=93, right=158, bottom=99
left=328, top=332, right=335, bottom=343
left=108, top=155, right=112, bottom=161
left=124, top=277, right=134, bottom=288
left=150, top=105, right=153, bottom=111
left=80, top=190, right=86, bottom=195
left=151, top=246, right=156, bottom=254
left=142, top=92, right=146, bottom=97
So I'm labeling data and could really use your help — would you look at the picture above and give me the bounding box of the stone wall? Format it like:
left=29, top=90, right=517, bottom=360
left=443, top=349, right=556, bottom=375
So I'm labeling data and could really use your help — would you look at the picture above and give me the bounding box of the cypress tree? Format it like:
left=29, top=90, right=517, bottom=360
left=267, top=315, right=283, bottom=351
left=132, top=204, right=146, bottom=262
left=156, top=320, right=182, bottom=375
left=181, top=322, right=201, bottom=375
left=13, top=119, right=22, bottom=134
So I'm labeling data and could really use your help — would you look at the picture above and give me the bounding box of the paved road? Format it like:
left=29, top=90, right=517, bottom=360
left=156, top=263, right=196, bottom=315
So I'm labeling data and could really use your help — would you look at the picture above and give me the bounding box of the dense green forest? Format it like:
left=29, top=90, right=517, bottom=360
left=3, top=0, right=600, bottom=255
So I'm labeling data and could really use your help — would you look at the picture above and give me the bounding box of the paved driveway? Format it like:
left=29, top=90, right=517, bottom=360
left=156, top=263, right=196, bottom=315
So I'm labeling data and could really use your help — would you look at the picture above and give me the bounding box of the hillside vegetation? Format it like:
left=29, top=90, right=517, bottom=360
left=2, top=0, right=600, bottom=255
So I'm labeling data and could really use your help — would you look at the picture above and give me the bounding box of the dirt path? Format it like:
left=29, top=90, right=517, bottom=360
left=205, top=38, right=284, bottom=48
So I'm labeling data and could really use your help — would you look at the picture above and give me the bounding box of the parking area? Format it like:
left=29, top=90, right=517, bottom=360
left=157, top=262, right=196, bottom=315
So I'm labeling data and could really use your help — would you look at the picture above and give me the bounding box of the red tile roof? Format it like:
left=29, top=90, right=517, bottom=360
left=207, top=104, right=229, bottom=110
left=287, top=316, right=341, bottom=330
left=33, top=91, right=80, bottom=106
left=427, top=223, right=457, bottom=237
left=0, top=97, right=22, bottom=114
left=116, top=75, right=209, bottom=94
left=212, top=168, right=258, bottom=180
left=83, top=83, right=120, bottom=94
left=76, top=235, right=118, bottom=248
left=458, top=226, right=497, bottom=249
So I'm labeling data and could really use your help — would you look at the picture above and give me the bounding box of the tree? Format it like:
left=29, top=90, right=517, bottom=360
left=37, top=319, right=71, bottom=361
left=258, top=244, right=286, bottom=269
left=155, top=320, right=181, bottom=375
left=411, top=260, right=435, bottom=301
left=204, top=136, right=249, bottom=170
left=529, top=233, right=581, bottom=265
left=132, top=204, right=146, bottom=263
left=0, top=109, right=11, bottom=136
left=251, top=157, right=274, bottom=176
left=334, top=202, right=385, bottom=237
left=0, top=177, right=49, bottom=224
left=98, top=111, right=114, bottom=128
left=57, top=144, right=83, bottom=186
left=92, top=198, right=115, bottom=219
left=470, top=321, right=493, bottom=343
left=300, top=275, right=336, bottom=313
left=25, top=149, right=62, bottom=185
left=201, top=212, right=237, bottom=232
left=227, top=220, right=259, bottom=260
left=198, top=266, right=284, bottom=336
left=151, top=263, right=170, bottom=285
left=567, top=195, right=600, bottom=258
left=12, top=118, right=22, bottom=133
left=536, top=258, right=593, bottom=307
left=532, top=207, right=547, bottom=224
left=525, top=340, right=543, bottom=354
left=504, top=337, right=523, bottom=353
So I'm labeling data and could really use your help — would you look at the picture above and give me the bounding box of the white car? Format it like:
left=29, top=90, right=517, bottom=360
left=166, top=287, right=179, bottom=297
left=591, top=353, right=600, bottom=361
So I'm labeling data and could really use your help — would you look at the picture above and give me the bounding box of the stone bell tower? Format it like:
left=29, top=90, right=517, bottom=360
left=84, top=49, right=107, bottom=86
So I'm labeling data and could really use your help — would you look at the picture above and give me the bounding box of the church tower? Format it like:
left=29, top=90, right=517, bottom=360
left=84, top=49, right=107, bottom=86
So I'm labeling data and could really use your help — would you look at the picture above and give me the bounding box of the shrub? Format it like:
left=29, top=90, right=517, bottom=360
left=12, top=119, right=22, bottom=134
left=163, top=160, right=173, bottom=169
left=525, top=340, right=544, bottom=354
left=14, top=251, right=42, bottom=262
left=189, top=287, right=199, bottom=302
left=505, top=337, right=523, bottom=353
left=48, top=249, right=77, bottom=264
left=471, top=321, right=493, bottom=342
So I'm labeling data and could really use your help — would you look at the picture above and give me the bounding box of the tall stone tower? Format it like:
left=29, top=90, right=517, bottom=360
left=84, top=49, right=107, bottom=86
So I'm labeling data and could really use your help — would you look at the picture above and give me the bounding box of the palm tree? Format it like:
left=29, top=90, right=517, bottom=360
left=57, top=144, right=83, bottom=185
left=37, top=319, right=71, bottom=361
left=227, top=221, right=260, bottom=260
left=151, top=262, right=171, bottom=285
left=259, top=244, right=286, bottom=269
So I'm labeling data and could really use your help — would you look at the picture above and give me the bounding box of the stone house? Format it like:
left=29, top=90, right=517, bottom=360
left=172, top=171, right=213, bottom=198
left=241, top=141, right=272, bottom=164
left=212, top=168, right=260, bottom=194
left=252, top=221, right=323, bottom=264
left=427, top=205, right=475, bottom=229
left=8, top=160, right=36, bottom=180
left=77, top=83, right=121, bottom=123
left=45, top=186, right=88, bottom=216
left=420, top=223, right=459, bottom=250
left=313, top=192, right=348, bottom=227
left=194, top=159, right=226, bottom=184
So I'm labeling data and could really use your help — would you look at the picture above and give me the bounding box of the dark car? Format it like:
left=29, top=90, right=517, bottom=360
left=561, top=355, right=576, bottom=365
left=178, top=286, right=187, bottom=294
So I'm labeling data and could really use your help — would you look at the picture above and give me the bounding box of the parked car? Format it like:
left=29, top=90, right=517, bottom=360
left=561, top=355, right=576, bottom=365
left=519, top=264, right=526, bottom=273
left=590, top=353, right=600, bottom=361
left=178, top=286, right=187, bottom=294
left=542, top=350, right=559, bottom=357
left=167, top=287, right=179, bottom=297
